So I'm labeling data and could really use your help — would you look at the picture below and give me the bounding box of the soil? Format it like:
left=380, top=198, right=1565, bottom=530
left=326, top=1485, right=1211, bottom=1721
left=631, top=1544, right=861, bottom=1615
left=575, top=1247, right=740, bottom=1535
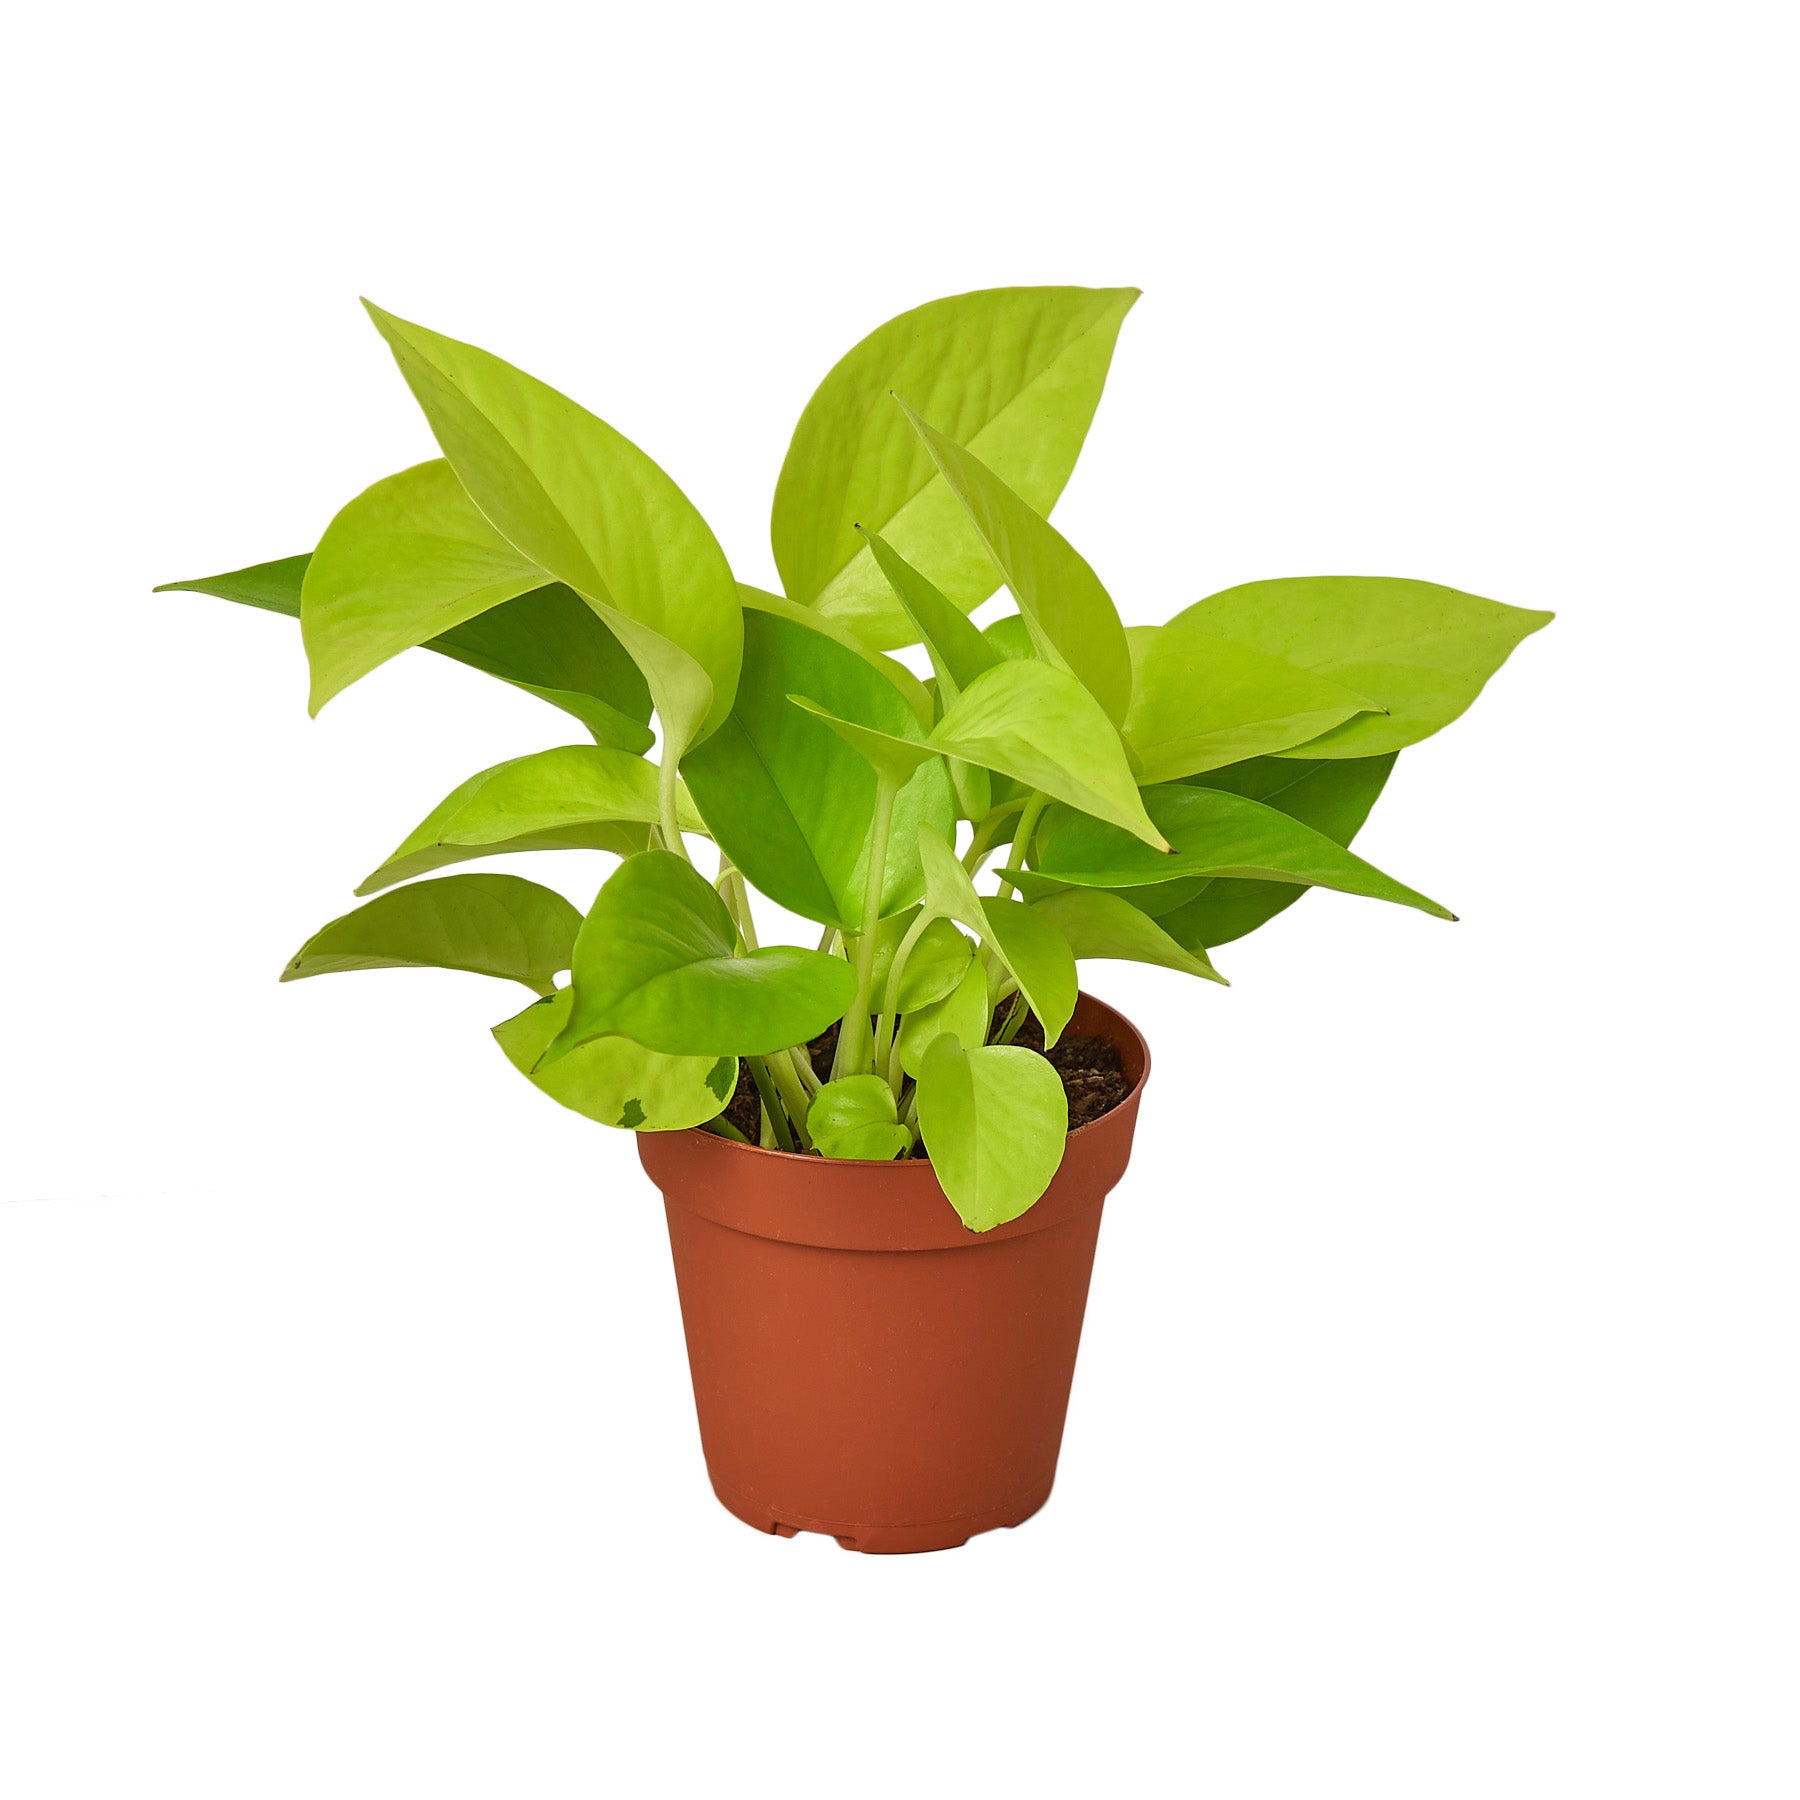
left=717, top=1008, right=1132, bottom=1148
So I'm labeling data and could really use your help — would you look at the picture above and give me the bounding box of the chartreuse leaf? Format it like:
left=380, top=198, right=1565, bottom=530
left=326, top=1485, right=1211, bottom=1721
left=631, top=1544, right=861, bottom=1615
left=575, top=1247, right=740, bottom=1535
left=544, top=852, right=856, bottom=1062
left=856, top=527, right=1002, bottom=695
left=1170, top=577, right=1553, bottom=759
left=897, top=956, right=990, bottom=1078
left=738, top=584, right=932, bottom=727
left=1036, top=782, right=1453, bottom=920
left=1030, top=888, right=1226, bottom=984
left=357, top=746, right=705, bottom=894
left=879, top=913, right=973, bottom=1012
left=1158, top=755, right=1397, bottom=947
left=1122, top=621, right=1384, bottom=781
left=682, top=609, right=954, bottom=927
left=301, top=460, right=542, bottom=713
left=788, top=695, right=939, bottom=788
left=362, top=302, right=742, bottom=755
left=916, top=1034, right=1069, bottom=1233
left=807, top=1075, right=912, bottom=1161
left=893, top=399, right=1133, bottom=726
left=281, top=873, right=580, bottom=993
left=157, top=555, right=655, bottom=752
left=913, top=830, right=1076, bottom=1045
left=979, top=897, right=1077, bottom=1041
left=775, top=287, right=1138, bottom=647
left=932, top=662, right=1167, bottom=849
left=494, top=989, right=735, bottom=1131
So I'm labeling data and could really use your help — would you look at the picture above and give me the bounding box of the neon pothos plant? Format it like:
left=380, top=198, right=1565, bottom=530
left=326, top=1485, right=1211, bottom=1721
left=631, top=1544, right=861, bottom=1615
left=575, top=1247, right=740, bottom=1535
left=160, top=288, right=1549, bottom=1231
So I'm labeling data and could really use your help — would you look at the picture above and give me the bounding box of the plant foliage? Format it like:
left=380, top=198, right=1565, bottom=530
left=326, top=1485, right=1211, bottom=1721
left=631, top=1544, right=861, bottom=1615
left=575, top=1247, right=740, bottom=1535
left=161, top=288, right=1550, bottom=1230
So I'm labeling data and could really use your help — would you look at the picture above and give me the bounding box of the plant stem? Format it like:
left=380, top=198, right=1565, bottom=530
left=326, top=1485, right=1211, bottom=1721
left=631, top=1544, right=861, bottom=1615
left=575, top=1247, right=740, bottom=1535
left=869, top=907, right=931, bottom=1088
left=745, top=1055, right=795, bottom=1152
left=831, top=777, right=899, bottom=1080
left=995, top=990, right=1028, bottom=1045
left=767, top=1050, right=814, bottom=1148
left=962, top=798, right=1028, bottom=872
left=993, top=792, right=1047, bottom=895
left=702, top=1115, right=750, bottom=1144
left=657, top=751, right=690, bottom=864
left=787, top=1044, right=822, bottom=1097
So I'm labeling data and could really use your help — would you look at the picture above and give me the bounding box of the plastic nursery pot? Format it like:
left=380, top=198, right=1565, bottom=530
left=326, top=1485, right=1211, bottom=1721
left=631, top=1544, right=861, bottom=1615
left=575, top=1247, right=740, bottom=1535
left=636, top=993, right=1149, bottom=1554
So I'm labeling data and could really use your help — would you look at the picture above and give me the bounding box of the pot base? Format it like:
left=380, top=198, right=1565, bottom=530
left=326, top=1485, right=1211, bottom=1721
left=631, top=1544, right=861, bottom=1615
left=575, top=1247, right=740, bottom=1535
left=710, top=1474, right=1050, bottom=1554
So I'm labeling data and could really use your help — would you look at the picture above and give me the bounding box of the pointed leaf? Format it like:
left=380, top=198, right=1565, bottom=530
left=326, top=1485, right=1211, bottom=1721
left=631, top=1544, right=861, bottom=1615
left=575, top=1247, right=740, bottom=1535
left=932, top=662, right=1168, bottom=849
left=301, top=461, right=543, bottom=712
left=358, top=746, right=702, bottom=894
left=776, top=287, right=1138, bottom=647
left=807, top=1075, right=912, bottom=1161
left=545, top=852, right=856, bottom=1061
left=787, top=694, right=939, bottom=788
left=1123, top=621, right=1383, bottom=781
left=916, top=1036, right=1069, bottom=1233
left=897, top=957, right=991, bottom=1078
left=978, top=897, right=1078, bottom=1045
left=495, top=990, right=735, bottom=1131
left=1171, top=576, right=1553, bottom=758
left=1035, top=781, right=1453, bottom=920
left=856, top=527, right=1002, bottom=695
left=738, top=584, right=932, bottom=726
left=681, top=610, right=954, bottom=927
left=1159, top=755, right=1398, bottom=947
left=280, top=874, right=579, bottom=992
left=1030, top=888, right=1226, bottom=984
left=893, top=399, right=1132, bottom=725
left=362, top=302, right=742, bottom=753
left=158, top=556, right=654, bottom=751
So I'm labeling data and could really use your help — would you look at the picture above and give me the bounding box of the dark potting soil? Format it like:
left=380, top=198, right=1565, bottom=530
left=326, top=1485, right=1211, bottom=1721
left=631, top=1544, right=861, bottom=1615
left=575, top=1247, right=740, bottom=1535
left=718, top=1009, right=1131, bottom=1148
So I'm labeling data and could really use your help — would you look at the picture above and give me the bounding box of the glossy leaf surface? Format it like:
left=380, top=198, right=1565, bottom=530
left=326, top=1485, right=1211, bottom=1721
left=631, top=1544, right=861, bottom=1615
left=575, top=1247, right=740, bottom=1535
left=775, top=286, right=1138, bottom=646
left=682, top=610, right=954, bottom=927
left=358, top=746, right=701, bottom=894
left=363, top=302, right=742, bottom=753
left=301, top=460, right=542, bottom=712
left=546, top=852, right=856, bottom=1060
left=894, top=399, right=1132, bottom=724
left=281, top=873, right=580, bottom=992
left=494, top=990, right=735, bottom=1130
left=916, top=1035, right=1069, bottom=1233
left=1035, top=782, right=1452, bottom=919
left=807, top=1074, right=912, bottom=1161
left=896, top=957, right=991, bottom=1078
left=1170, top=577, right=1553, bottom=758
left=1158, top=754, right=1398, bottom=947
left=1029, top=887, right=1226, bottom=983
left=979, top=897, right=1078, bottom=1044
left=1123, top=621, right=1382, bottom=780
left=157, top=555, right=654, bottom=751
left=857, top=527, right=1002, bottom=694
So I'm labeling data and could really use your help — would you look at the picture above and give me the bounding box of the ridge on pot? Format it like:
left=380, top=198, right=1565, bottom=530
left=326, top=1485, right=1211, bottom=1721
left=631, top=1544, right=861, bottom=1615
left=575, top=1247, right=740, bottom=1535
left=640, top=994, right=1148, bottom=1552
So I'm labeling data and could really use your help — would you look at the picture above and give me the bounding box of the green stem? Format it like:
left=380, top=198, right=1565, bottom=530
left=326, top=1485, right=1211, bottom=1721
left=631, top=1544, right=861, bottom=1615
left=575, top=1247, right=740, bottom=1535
left=703, top=1115, right=750, bottom=1144
left=657, top=751, right=690, bottom=864
left=745, top=1055, right=795, bottom=1152
left=994, top=990, right=1028, bottom=1045
left=767, top=1051, right=814, bottom=1148
left=993, top=792, right=1047, bottom=896
left=787, top=1044, right=822, bottom=1097
left=869, top=907, right=931, bottom=1086
left=831, top=777, right=899, bottom=1080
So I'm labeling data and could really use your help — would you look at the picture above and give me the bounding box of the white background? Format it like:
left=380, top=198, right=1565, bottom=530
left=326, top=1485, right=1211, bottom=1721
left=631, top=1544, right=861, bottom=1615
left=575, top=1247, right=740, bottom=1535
left=3, top=3, right=1795, bottom=1794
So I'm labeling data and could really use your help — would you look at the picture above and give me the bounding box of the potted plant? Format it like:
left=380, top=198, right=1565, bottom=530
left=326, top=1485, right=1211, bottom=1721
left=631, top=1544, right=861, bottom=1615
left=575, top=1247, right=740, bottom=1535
left=159, top=287, right=1550, bottom=1553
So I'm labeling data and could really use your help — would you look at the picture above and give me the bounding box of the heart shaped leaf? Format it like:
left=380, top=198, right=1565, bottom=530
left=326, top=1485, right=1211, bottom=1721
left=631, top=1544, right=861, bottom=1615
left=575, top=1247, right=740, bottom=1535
left=157, top=555, right=655, bottom=752
left=358, top=746, right=704, bottom=894
left=916, top=1035, right=1069, bottom=1233
left=1029, top=887, right=1226, bottom=984
left=1170, top=576, right=1553, bottom=758
left=682, top=609, right=954, bottom=927
left=1123, top=621, right=1384, bottom=781
left=494, top=989, right=736, bottom=1131
left=545, top=851, right=856, bottom=1061
left=893, top=399, right=1133, bottom=725
left=896, top=956, right=991, bottom=1079
left=363, top=302, right=742, bottom=756
left=1035, top=782, right=1453, bottom=920
left=775, top=287, right=1138, bottom=647
left=807, top=1074, right=912, bottom=1161
left=281, top=873, right=580, bottom=993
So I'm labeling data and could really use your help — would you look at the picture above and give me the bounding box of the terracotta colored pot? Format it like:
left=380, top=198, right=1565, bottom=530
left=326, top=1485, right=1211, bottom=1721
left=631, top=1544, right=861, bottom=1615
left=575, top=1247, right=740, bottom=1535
left=636, top=993, right=1149, bottom=1554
